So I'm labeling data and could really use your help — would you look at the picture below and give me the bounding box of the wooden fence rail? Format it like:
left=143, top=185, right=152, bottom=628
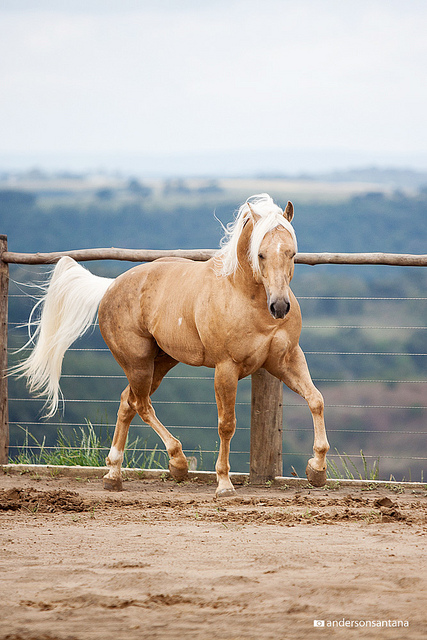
left=1, top=237, right=427, bottom=479
left=3, top=247, right=427, bottom=266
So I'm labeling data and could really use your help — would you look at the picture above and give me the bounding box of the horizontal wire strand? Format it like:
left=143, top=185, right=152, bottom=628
left=9, top=347, right=427, bottom=355
left=9, top=397, right=427, bottom=409
left=8, top=321, right=427, bottom=330
left=11, top=373, right=427, bottom=384
left=7, top=444, right=427, bottom=462
left=8, top=294, right=427, bottom=300
left=9, top=421, right=427, bottom=435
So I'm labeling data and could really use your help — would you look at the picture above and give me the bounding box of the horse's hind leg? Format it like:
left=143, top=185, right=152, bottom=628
left=130, top=385, right=188, bottom=481
left=145, top=352, right=189, bottom=480
left=122, top=345, right=187, bottom=481
left=104, top=385, right=136, bottom=491
left=104, top=349, right=186, bottom=490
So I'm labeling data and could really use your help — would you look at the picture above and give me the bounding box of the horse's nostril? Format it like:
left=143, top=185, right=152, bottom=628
left=269, top=299, right=290, bottom=319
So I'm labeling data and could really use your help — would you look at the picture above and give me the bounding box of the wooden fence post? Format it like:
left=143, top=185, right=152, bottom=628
left=0, top=235, right=9, bottom=464
left=250, top=369, right=283, bottom=483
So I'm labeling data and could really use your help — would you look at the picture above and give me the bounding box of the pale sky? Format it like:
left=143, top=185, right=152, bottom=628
left=1, top=0, right=427, bottom=174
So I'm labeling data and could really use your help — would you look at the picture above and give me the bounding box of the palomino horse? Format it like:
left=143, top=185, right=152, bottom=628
left=16, top=193, right=329, bottom=496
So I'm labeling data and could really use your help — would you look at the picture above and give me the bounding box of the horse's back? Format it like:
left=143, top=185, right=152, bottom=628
left=98, top=258, right=216, bottom=366
left=153, top=256, right=195, bottom=263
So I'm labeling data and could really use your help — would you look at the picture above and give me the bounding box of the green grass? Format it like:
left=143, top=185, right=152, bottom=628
left=10, top=427, right=391, bottom=483
left=327, top=448, right=380, bottom=481
left=11, top=421, right=168, bottom=469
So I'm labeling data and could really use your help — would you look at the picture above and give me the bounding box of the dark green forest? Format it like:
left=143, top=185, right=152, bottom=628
left=2, top=185, right=427, bottom=256
left=2, top=182, right=427, bottom=480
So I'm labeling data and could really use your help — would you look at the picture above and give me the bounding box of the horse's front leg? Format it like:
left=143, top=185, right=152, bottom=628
left=266, top=345, right=329, bottom=487
left=214, top=361, right=239, bottom=497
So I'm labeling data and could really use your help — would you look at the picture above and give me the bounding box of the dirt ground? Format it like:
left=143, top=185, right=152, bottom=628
left=0, top=471, right=426, bottom=640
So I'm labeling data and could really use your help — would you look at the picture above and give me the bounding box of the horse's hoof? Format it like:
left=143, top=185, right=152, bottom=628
left=305, top=462, right=327, bottom=488
left=215, top=487, right=236, bottom=498
left=168, top=461, right=189, bottom=482
left=103, top=476, right=123, bottom=491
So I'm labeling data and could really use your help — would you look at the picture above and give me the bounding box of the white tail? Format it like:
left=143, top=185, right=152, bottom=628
left=13, top=256, right=114, bottom=417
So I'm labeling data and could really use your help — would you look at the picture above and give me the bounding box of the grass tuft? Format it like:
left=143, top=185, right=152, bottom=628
left=11, top=422, right=167, bottom=469
left=327, top=448, right=380, bottom=481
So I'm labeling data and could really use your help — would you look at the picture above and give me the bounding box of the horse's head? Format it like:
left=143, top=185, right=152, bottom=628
left=218, top=194, right=298, bottom=319
left=250, top=201, right=296, bottom=319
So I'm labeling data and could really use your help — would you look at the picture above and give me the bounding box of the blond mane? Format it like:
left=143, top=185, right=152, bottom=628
left=216, top=193, right=297, bottom=277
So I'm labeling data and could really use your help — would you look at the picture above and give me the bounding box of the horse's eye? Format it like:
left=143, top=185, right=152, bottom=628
left=258, top=253, right=265, bottom=260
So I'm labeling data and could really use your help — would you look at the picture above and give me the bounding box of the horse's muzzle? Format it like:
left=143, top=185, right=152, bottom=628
left=269, top=297, right=290, bottom=319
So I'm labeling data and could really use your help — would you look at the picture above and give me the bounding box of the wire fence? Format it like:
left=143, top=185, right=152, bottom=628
left=7, top=285, right=427, bottom=482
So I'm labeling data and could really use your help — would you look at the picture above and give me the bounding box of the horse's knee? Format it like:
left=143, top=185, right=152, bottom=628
left=218, top=418, right=236, bottom=441
left=308, top=389, right=324, bottom=415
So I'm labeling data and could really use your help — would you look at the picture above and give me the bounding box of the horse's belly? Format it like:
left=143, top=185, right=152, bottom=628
left=152, top=319, right=209, bottom=368
left=156, top=340, right=209, bottom=368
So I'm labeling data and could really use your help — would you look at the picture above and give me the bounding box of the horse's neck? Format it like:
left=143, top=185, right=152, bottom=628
left=229, top=257, right=263, bottom=299
left=232, top=221, right=263, bottom=297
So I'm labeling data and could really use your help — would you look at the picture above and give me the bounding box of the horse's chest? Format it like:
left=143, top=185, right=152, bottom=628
left=229, top=333, right=272, bottom=372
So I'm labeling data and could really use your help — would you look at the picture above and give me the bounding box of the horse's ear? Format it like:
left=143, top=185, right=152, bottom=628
left=247, top=203, right=261, bottom=223
left=283, top=201, right=294, bottom=222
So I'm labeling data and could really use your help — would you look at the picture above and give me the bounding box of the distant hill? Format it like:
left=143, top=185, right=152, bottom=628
left=306, top=167, right=427, bottom=190
left=1, top=183, right=426, bottom=257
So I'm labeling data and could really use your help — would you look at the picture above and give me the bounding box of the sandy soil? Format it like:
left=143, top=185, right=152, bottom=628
left=0, top=472, right=426, bottom=640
